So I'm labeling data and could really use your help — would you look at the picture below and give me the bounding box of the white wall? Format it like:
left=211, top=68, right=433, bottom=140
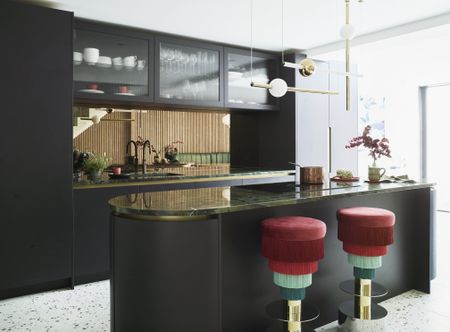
left=315, top=23, right=450, bottom=178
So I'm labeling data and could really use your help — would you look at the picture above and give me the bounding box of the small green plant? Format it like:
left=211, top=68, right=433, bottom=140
left=83, top=154, right=109, bottom=173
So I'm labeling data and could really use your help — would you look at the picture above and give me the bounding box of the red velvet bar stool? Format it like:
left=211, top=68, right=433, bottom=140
left=337, top=207, right=395, bottom=332
left=261, top=216, right=326, bottom=332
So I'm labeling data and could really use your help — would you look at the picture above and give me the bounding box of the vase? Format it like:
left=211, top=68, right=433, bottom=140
left=165, top=152, right=178, bottom=163
left=368, top=163, right=386, bottom=182
left=87, top=170, right=102, bottom=182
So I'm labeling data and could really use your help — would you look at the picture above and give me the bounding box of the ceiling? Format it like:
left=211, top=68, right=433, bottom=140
left=47, top=0, right=450, bottom=52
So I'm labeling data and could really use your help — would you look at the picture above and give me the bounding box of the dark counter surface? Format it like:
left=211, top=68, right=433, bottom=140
left=108, top=180, right=434, bottom=218
left=73, top=165, right=294, bottom=190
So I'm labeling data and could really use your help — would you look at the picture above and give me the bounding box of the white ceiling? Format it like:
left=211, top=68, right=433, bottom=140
left=51, top=0, right=450, bottom=52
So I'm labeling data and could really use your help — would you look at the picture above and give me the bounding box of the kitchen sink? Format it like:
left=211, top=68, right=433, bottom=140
left=109, top=172, right=181, bottom=180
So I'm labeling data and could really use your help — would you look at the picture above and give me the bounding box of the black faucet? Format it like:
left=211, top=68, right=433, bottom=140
left=126, top=140, right=138, bottom=173
left=142, top=140, right=152, bottom=174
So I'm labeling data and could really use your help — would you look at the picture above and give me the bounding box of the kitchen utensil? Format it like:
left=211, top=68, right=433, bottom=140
left=137, top=59, right=146, bottom=71
left=83, top=48, right=99, bottom=65
left=97, top=56, right=112, bottom=68
left=73, top=51, right=82, bottom=65
left=113, top=57, right=123, bottom=70
left=123, top=56, right=137, bottom=69
left=289, top=162, right=324, bottom=184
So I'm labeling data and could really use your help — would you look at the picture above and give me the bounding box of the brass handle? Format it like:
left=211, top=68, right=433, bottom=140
left=328, top=126, right=332, bottom=173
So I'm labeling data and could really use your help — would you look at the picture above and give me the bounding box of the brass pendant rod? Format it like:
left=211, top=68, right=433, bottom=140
left=251, top=81, right=339, bottom=95
left=250, top=81, right=272, bottom=89
left=287, top=87, right=339, bottom=95
left=345, top=0, right=351, bottom=112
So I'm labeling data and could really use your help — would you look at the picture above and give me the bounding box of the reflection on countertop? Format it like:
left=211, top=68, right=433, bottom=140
left=73, top=164, right=295, bottom=189
left=108, top=180, right=434, bottom=218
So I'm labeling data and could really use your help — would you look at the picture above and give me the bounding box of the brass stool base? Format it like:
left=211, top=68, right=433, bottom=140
left=339, top=280, right=388, bottom=298
left=338, top=300, right=387, bottom=332
left=267, top=321, right=316, bottom=332
left=266, top=300, right=320, bottom=323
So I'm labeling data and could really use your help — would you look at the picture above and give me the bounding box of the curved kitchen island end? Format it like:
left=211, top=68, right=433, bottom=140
left=109, top=181, right=434, bottom=332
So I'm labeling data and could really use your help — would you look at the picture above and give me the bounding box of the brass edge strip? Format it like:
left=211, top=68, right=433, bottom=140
left=74, top=172, right=295, bottom=190
left=113, top=212, right=213, bottom=222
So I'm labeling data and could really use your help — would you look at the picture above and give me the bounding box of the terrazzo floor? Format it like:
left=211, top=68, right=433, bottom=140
left=1, top=212, right=449, bottom=332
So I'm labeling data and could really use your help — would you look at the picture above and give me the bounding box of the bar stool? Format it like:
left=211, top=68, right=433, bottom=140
left=337, top=207, right=395, bottom=332
left=261, top=216, right=326, bottom=332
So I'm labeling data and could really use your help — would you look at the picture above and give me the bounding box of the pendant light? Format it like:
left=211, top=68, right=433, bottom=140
left=249, top=0, right=338, bottom=97
left=281, top=0, right=364, bottom=112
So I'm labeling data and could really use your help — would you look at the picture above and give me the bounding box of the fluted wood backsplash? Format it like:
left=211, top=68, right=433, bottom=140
left=73, top=108, right=230, bottom=165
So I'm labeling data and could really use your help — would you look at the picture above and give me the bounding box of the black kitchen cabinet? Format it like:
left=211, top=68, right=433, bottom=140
left=74, top=186, right=137, bottom=284
left=225, top=47, right=279, bottom=110
left=0, top=1, right=73, bottom=299
left=155, top=36, right=224, bottom=108
left=74, top=20, right=154, bottom=106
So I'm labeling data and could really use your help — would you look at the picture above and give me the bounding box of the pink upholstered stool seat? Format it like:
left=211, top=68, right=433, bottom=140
left=262, top=216, right=327, bottom=241
left=337, top=207, right=395, bottom=246
left=261, top=216, right=326, bottom=262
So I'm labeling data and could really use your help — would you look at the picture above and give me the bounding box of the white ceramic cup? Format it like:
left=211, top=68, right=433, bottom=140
left=112, top=57, right=123, bottom=70
left=73, top=52, right=82, bottom=65
left=137, top=59, right=146, bottom=71
left=97, top=56, right=112, bottom=68
left=83, top=48, right=99, bottom=65
left=123, top=56, right=137, bottom=68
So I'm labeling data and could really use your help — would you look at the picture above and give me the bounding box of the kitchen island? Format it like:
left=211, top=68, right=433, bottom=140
left=73, top=166, right=294, bottom=284
left=109, top=181, right=434, bottom=332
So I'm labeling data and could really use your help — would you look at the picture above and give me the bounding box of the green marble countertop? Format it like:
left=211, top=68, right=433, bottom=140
left=108, top=180, right=434, bottom=219
left=73, top=165, right=294, bottom=189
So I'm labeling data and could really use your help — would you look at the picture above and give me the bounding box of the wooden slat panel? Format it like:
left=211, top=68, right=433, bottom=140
left=73, top=111, right=131, bottom=165
left=74, top=108, right=230, bottom=165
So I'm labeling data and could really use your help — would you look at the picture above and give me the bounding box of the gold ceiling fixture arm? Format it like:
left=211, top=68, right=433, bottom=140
left=283, top=59, right=316, bottom=77
left=251, top=80, right=338, bottom=96
left=248, top=0, right=339, bottom=98
left=287, top=86, right=339, bottom=95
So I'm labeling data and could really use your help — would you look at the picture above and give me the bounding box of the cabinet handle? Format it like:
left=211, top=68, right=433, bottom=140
left=328, top=126, right=332, bottom=173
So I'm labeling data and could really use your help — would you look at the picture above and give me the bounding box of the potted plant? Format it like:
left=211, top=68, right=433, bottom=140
left=164, top=140, right=183, bottom=163
left=346, top=125, right=391, bottom=181
left=83, top=153, right=109, bottom=181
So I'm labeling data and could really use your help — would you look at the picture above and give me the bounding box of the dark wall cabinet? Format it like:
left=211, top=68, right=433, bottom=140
left=155, top=36, right=224, bottom=108
left=0, top=1, right=73, bottom=299
left=73, top=20, right=279, bottom=111
left=74, top=20, right=154, bottom=105
left=225, top=47, right=279, bottom=110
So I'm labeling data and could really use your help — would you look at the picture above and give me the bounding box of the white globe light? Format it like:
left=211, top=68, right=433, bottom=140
left=269, top=78, right=288, bottom=98
left=340, top=24, right=356, bottom=40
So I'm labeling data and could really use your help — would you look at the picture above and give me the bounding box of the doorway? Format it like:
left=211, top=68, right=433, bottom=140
left=421, top=83, right=450, bottom=289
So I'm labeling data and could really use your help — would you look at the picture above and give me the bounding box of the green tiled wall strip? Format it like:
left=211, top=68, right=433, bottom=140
left=177, top=152, right=230, bottom=164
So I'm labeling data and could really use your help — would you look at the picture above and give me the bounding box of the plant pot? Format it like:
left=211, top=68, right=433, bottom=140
left=87, top=170, right=103, bottom=182
left=164, top=152, right=178, bottom=163
left=368, top=165, right=386, bottom=182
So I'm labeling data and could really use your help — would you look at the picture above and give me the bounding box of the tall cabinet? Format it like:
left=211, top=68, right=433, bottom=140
left=296, top=60, right=358, bottom=175
left=0, top=1, right=73, bottom=299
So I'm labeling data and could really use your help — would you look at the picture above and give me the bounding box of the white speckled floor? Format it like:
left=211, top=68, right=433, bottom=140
left=0, top=281, right=110, bottom=332
left=1, top=213, right=449, bottom=332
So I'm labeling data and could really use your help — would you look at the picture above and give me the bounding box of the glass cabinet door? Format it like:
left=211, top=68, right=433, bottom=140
left=225, top=48, right=279, bottom=110
left=73, top=28, right=151, bottom=100
left=156, top=37, right=223, bottom=107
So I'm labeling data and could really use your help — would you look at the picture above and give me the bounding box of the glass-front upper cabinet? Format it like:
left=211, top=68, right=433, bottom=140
left=155, top=36, right=223, bottom=107
left=225, top=48, right=279, bottom=110
left=73, top=22, right=153, bottom=103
